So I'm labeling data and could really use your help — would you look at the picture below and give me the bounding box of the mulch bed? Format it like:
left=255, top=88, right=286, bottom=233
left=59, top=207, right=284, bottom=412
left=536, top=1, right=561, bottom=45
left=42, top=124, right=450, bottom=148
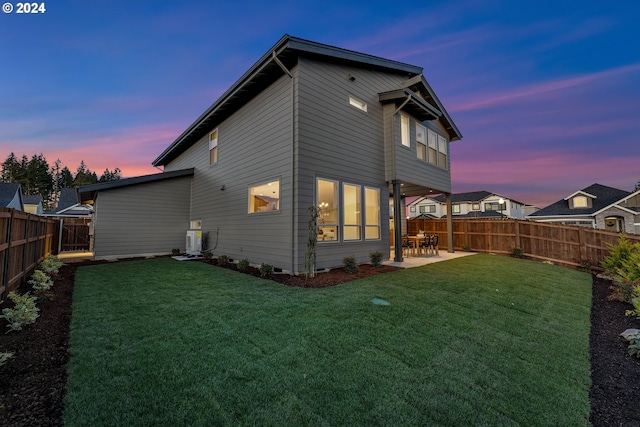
left=0, top=261, right=638, bottom=426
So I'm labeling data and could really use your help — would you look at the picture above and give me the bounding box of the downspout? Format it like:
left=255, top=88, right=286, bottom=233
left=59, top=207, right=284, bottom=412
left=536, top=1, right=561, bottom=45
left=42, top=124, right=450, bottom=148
left=272, top=52, right=296, bottom=273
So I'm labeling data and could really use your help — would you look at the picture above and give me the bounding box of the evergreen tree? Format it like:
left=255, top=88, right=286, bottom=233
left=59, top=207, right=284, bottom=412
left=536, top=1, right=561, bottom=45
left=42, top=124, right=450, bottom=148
left=72, top=160, right=98, bottom=186
left=0, top=153, right=23, bottom=183
left=99, top=168, right=122, bottom=182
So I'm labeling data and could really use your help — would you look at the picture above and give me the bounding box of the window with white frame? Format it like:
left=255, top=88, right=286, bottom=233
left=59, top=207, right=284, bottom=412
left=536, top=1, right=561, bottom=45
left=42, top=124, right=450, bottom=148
left=209, top=129, right=218, bottom=165
left=572, top=195, right=588, bottom=208
left=400, top=114, right=410, bottom=147
left=452, top=204, right=461, bottom=214
left=364, top=187, right=380, bottom=240
left=316, top=178, right=381, bottom=242
left=416, top=123, right=427, bottom=161
left=419, top=205, right=436, bottom=213
left=248, top=180, right=280, bottom=213
left=427, top=129, right=438, bottom=164
left=438, top=134, right=448, bottom=169
left=317, top=179, right=339, bottom=241
left=472, top=203, right=480, bottom=211
left=348, top=95, right=367, bottom=112
left=343, top=183, right=362, bottom=240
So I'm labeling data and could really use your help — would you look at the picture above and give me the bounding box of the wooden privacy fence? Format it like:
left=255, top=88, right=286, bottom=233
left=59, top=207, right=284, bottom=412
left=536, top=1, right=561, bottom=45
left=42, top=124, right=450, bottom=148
left=408, top=218, right=640, bottom=270
left=0, top=207, right=56, bottom=300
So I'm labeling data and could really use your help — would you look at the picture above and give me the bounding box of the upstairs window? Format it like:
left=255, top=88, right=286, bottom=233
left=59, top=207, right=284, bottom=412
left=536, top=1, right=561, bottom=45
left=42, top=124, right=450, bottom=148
left=438, top=134, right=448, bottom=169
left=209, top=129, right=218, bottom=165
left=420, top=205, right=436, bottom=213
left=573, top=195, right=588, bottom=208
left=416, top=124, right=427, bottom=161
left=400, top=114, right=410, bottom=147
left=427, top=129, right=438, bottom=164
left=349, top=95, right=367, bottom=112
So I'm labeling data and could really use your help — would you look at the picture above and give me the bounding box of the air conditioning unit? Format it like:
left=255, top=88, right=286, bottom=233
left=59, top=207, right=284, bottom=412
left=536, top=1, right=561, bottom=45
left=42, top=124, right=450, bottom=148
left=186, top=230, right=203, bottom=255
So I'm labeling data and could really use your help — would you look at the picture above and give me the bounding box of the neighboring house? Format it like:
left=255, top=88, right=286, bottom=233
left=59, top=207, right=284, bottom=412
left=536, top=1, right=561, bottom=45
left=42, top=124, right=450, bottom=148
left=528, top=183, right=640, bottom=234
left=0, top=182, right=24, bottom=211
left=46, top=188, right=93, bottom=218
left=407, top=191, right=528, bottom=219
left=23, top=195, right=44, bottom=215
left=79, top=35, right=462, bottom=270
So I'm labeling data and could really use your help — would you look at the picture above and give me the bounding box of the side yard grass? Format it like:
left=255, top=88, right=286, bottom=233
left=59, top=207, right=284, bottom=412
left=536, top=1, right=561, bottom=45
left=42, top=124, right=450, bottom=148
left=64, top=254, right=591, bottom=426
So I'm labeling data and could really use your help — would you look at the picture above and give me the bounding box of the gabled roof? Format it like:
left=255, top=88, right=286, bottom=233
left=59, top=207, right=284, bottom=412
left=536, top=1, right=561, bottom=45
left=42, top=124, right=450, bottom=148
left=52, top=188, right=80, bottom=213
left=152, top=34, right=460, bottom=167
left=0, top=182, right=23, bottom=209
left=530, top=183, right=631, bottom=217
left=23, top=194, right=43, bottom=205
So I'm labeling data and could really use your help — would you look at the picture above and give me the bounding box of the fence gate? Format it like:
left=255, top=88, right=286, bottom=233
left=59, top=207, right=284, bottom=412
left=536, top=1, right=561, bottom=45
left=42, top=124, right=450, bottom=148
left=58, top=217, right=91, bottom=252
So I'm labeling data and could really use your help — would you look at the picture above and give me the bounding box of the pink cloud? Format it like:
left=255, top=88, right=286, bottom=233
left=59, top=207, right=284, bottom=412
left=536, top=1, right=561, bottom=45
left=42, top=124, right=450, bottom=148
left=450, top=62, right=640, bottom=113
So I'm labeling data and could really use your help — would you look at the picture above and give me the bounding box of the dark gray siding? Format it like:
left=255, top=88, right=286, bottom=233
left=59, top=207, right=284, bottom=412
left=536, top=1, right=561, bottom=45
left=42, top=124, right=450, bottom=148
left=93, top=176, right=191, bottom=259
left=165, top=74, right=295, bottom=271
left=294, top=57, right=405, bottom=270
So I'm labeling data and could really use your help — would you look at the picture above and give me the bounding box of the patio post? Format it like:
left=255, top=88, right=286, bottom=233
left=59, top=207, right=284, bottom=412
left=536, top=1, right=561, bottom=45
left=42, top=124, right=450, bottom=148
left=392, top=179, right=403, bottom=262
left=446, top=192, right=454, bottom=253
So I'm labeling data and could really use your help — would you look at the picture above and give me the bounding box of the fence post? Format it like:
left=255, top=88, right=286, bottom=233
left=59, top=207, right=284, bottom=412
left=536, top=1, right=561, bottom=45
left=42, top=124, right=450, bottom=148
left=1, top=210, right=14, bottom=300
left=514, top=219, right=520, bottom=249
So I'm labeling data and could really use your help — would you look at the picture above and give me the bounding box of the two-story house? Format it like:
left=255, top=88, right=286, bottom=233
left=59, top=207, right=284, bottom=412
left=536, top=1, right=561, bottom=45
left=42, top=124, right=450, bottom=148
left=80, top=35, right=462, bottom=271
left=408, top=191, right=526, bottom=219
left=528, top=183, right=640, bottom=234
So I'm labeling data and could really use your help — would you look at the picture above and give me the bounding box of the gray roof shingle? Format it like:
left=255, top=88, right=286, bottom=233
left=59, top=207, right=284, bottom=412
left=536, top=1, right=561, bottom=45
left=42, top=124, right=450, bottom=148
left=530, top=183, right=630, bottom=217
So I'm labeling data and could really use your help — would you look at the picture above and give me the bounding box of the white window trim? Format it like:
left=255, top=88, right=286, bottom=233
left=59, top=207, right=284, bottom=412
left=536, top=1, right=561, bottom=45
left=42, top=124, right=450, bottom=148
left=348, top=95, right=367, bottom=112
left=400, top=113, right=410, bottom=147
left=248, top=179, right=280, bottom=214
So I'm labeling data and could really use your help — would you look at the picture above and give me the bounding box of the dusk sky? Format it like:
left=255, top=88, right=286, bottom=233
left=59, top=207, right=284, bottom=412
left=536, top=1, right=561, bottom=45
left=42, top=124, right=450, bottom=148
left=1, top=0, right=639, bottom=207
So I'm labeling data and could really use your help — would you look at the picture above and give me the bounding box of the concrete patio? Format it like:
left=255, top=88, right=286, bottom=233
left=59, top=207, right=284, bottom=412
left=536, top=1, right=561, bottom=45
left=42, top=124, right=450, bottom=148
left=384, top=251, right=477, bottom=268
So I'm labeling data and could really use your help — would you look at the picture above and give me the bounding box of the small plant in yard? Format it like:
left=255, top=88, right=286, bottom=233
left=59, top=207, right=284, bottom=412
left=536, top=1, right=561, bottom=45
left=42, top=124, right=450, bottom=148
left=578, top=259, right=592, bottom=273
left=201, top=250, right=213, bottom=260
left=462, top=245, right=471, bottom=252
left=259, top=263, right=273, bottom=277
left=369, top=251, right=384, bottom=267
left=1, top=292, right=39, bottom=333
left=343, top=256, right=359, bottom=274
left=171, top=248, right=180, bottom=256
left=624, top=285, right=640, bottom=320
left=237, top=258, right=250, bottom=272
left=608, top=281, right=636, bottom=303
left=29, top=269, right=54, bottom=293
left=39, top=255, right=64, bottom=275
left=628, top=334, right=640, bottom=358
left=217, top=255, right=229, bottom=266
left=510, top=247, right=524, bottom=258
left=0, top=351, right=13, bottom=366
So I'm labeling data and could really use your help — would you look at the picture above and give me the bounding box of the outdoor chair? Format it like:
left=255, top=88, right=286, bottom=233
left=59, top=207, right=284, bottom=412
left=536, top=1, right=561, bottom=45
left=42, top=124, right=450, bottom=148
left=402, top=235, right=413, bottom=257
left=430, top=234, right=439, bottom=255
left=419, top=235, right=433, bottom=255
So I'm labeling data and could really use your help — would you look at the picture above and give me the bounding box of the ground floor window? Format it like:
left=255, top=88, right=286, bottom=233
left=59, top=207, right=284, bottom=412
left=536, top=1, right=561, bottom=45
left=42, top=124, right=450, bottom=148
left=317, top=178, right=381, bottom=242
left=248, top=180, right=280, bottom=213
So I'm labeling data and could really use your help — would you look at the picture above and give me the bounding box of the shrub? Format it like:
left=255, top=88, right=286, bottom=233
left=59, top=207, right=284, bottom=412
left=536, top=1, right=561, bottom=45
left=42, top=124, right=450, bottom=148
left=217, top=255, right=229, bottom=266
left=510, top=247, right=524, bottom=258
left=369, top=251, right=384, bottom=267
left=29, top=269, right=53, bottom=292
left=1, top=292, right=39, bottom=333
left=39, top=255, right=64, bottom=274
left=0, top=351, right=13, bottom=367
left=171, top=248, right=180, bottom=256
left=625, top=285, right=640, bottom=320
left=343, top=256, right=359, bottom=274
left=628, top=332, right=640, bottom=359
left=259, top=263, right=273, bottom=277
left=601, top=234, right=636, bottom=276
left=237, top=258, right=250, bottom=272
left=201, top=250, right=213, bottom=260
left=578, top=259, right=592, bottom=273
left=608, top=281, right=636, bottom=303
left=617, top=249, right=640, bottom=285
left=461, top=245, right=471, bottom=252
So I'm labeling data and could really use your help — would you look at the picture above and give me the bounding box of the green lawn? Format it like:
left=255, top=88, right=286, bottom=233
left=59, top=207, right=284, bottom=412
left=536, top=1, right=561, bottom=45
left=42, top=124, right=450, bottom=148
left=64, top=254, right=591, bottom=426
